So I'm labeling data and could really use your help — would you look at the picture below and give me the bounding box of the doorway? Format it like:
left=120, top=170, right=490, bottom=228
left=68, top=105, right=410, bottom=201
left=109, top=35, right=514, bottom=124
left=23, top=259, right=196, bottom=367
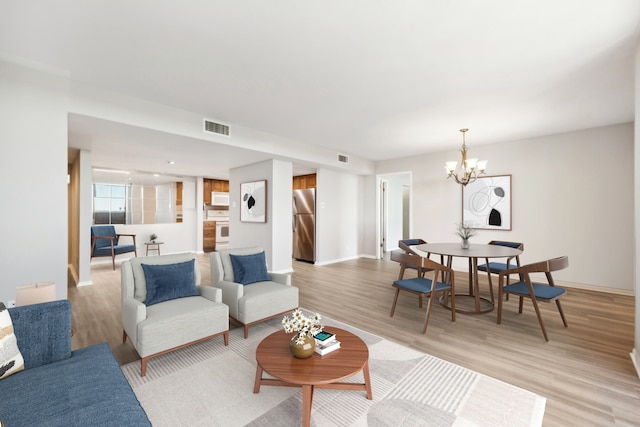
left=378, top=172, right=412, bottom=259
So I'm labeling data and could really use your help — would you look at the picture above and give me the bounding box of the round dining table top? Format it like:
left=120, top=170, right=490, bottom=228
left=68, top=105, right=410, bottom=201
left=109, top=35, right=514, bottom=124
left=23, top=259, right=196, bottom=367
left=416, top=243, right=522, bottom=259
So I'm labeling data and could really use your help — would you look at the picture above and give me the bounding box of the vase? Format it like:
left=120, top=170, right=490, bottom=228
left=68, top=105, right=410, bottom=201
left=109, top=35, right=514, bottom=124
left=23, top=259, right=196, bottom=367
left=289, top=333, right=315, bottom=359
left=461, top=239, right=470, bottom=249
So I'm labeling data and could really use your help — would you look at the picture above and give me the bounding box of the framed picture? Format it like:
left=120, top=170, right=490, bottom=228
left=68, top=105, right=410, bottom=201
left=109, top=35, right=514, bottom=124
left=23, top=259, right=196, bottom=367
left=240, top=180, right=267, bottom=223
left=462, top=174, right=512, bottom=230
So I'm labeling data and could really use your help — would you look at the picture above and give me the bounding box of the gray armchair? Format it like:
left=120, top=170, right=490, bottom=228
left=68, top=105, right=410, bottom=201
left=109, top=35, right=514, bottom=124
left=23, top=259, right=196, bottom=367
left=210, top=247, right=298, bottom=338
left=122, top=252, right=229, bottom=376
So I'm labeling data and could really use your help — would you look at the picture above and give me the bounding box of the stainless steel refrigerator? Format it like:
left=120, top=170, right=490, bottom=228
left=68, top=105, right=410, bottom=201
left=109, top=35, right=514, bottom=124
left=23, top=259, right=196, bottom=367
left=292, top=188, right=316, bottom=262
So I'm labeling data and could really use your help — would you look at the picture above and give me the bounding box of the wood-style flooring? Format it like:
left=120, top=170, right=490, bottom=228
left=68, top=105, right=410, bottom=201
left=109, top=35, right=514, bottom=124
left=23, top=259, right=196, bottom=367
left=69, top=254, right=640, bottom=427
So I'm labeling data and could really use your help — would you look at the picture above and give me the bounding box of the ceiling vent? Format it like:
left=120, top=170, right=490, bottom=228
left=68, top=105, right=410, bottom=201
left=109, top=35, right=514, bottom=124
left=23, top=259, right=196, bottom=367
left=203, top=119, right=230, bottom=136
left=337, top=153, right=349, bottom=165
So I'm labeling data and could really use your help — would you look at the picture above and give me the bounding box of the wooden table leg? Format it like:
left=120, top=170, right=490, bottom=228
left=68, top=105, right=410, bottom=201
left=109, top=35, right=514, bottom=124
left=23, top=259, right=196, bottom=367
left=253, top=365, right=263, bottom=393
left=363, top=360, right=373, bottom=400
left=302, top=384, right=314, bottom=427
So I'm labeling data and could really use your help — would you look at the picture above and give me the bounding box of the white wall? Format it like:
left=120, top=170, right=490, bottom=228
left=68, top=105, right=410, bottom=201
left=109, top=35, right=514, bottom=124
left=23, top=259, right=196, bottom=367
left=0, top=61, right=69, bottom=303
left=632, top=43, right=640, bottom=376
left=377, top=123, right=634, bottom=292
left=228, top=159, right=293, bottom=273
left=315, top=168, right=361, bottom=265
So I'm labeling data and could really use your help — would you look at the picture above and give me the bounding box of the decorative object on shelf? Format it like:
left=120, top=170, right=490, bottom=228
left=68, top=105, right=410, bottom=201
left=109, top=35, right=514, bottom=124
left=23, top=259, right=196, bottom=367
left=150, top=233, right=158, bottom=244
left=282, top=309, right=323, bottom=359
left=463, top=174, right=513, bottom=230
left=240, top=180, right=267, bottom=223
left=456, top=222, right=477, bottom=249
left=445, top=128, right=487, bottom=186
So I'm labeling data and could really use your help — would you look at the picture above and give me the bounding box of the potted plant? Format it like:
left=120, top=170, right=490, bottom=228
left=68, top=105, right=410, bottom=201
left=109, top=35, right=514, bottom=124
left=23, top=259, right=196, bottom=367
left=456, top=222, right=477, bottom=249
left=150, top=233, right=158, bottom=243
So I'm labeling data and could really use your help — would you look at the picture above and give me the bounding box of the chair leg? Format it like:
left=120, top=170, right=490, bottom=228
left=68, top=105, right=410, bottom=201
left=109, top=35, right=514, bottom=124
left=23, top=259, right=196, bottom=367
left=518, top=296, right=524, bottom=313
left=530, top=298, right=549, bottom=341
left=223, top=331, right=229, bottom=346
left=141, top=357, right=148, bottom=377
left=390, top=288, right=400, bottom=317
left=449, top=290, right=455, bottom=322
left=497, top=289, right=504, bottom=324
left=486, top=271, right=495, bottom=303
left=418, top=295, right=423, bottom=308
left=244, top=325, right=249, bottom=339
left=422, top=295, right=434, bottom=334
left=122, top=330, right=127, bottom=343
left=556, top=300, right=568, bottom=327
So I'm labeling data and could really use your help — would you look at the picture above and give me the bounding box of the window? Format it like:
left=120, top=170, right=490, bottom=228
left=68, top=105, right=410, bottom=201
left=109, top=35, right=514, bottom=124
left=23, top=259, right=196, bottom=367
left=93, top=184, right=128, bottom=224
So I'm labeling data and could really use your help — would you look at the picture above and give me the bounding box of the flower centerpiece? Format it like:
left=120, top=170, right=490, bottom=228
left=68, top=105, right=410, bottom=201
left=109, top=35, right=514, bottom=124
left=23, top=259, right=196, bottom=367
left=456, top=222, right=477, bottom=249
left=282, top=309, right=323, bottom=358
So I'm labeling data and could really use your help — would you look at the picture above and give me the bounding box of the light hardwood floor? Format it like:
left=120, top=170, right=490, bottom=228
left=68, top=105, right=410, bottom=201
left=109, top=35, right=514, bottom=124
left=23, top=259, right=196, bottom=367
left=70, top=254, right=640, bottom=427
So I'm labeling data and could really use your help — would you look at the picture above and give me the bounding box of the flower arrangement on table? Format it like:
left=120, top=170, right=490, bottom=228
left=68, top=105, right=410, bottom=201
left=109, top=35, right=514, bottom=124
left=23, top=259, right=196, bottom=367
left=282, top=309, right=323, bottom=345
left=455, top=222, right=477, bottom=240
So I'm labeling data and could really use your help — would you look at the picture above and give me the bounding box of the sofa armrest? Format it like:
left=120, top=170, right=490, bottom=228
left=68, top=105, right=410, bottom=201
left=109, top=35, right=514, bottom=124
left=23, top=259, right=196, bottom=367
left=197, top=285, right=222, bottom=303
left=218, top=280, right=244, bottom=319
left=269, top=272, right=291, bottom=286
left=9, top=300, right=72, bottom=370
left=122, top=297, right=147, bottom=345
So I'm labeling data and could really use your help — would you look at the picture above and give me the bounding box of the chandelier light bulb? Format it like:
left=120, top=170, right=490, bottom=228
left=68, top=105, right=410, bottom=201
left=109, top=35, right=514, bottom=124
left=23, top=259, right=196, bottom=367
left=445, top=128, right=487, bottom=186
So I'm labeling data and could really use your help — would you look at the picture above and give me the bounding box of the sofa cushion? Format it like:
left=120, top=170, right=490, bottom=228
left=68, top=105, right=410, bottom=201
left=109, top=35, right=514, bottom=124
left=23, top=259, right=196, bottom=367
left=0, top=342, right=151, bottom=426
left=217, top=246, right=265, bottom=282
left=129, top=253, right=200, bottom=302
left=229, top=252, right=270, bottom=285
left=8, top=300, right=72, bottom=369
left=142, top=259, right=199, bottom=306
left=0, top=303, right=24, bottom=380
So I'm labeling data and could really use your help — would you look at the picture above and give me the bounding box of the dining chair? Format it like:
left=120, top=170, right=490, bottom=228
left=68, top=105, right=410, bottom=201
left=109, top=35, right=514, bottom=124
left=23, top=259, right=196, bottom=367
left=389, top=250, right=455, bottom=333
left=477, top=240, right=524, bottom=302
left=496, top=256, right=569, bottom=341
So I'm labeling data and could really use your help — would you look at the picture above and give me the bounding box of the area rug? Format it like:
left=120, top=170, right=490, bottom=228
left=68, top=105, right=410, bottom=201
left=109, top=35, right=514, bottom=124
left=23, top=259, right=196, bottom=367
left=121, top=314, right=545, bottom=427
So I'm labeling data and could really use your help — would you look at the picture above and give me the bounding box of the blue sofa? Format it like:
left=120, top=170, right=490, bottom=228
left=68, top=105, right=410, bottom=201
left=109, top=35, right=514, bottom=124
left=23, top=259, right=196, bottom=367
left=0, top=300, right=150, bottom=427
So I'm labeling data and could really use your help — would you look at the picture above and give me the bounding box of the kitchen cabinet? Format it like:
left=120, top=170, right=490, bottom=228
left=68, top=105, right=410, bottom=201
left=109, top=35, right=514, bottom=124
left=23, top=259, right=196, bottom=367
left=203, top=221, right=216, bottom=252
left=293, top=173, right=317, bottom=190
left=203, top=179, right=229, bottom=204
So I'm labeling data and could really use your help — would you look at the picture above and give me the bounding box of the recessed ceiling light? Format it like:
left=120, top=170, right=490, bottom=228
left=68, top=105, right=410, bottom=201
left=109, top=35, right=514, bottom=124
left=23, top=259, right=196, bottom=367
left=168, top=161, right=176, bottom=165
left=93, top=168, right=130, bottom=174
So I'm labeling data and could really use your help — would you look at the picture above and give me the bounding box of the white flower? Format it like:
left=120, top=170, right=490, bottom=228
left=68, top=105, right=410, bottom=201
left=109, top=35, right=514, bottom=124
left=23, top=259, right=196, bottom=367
left=282, top=309, right=323, bottom=340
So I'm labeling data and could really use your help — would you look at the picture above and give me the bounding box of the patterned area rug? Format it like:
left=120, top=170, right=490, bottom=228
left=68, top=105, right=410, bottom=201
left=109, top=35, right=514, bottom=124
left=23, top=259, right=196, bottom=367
left=122, top=314, right=545, bottom=426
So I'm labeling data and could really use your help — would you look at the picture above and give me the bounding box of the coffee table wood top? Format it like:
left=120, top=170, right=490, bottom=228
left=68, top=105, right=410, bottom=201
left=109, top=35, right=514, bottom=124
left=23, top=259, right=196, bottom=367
left=255, top=327, right=369, bottom=385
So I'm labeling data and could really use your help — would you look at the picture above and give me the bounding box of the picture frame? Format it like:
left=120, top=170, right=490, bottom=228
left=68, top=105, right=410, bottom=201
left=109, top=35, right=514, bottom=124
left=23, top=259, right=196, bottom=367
left=462, top=174, right=512, bottom=230
left=240, top=180, right=267, bottom=223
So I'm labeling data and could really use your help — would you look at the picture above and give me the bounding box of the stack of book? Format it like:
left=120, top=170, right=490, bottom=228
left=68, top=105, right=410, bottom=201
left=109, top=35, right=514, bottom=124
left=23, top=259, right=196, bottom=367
left=313, top=330, right=341, bottom=355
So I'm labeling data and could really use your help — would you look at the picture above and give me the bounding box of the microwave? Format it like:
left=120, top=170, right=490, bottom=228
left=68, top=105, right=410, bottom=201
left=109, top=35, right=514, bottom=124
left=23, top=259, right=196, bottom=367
left=211, top=192, right=229, bottom=206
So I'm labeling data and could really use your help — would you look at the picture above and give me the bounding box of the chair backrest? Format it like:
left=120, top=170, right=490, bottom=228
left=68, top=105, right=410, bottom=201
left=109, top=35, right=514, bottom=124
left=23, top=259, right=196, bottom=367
left=91, top=225, right=117, bottom=249
left=488, top=240, right=524, bottom=250
left=122, top=252, right=200, bottom=303
left=520, top=256, right=568, bottom=275
left=210, top=246, right=265, bottom=285
left=398, top=238, right=427, bottom=256
left=390, top=250, right=452, bottom=282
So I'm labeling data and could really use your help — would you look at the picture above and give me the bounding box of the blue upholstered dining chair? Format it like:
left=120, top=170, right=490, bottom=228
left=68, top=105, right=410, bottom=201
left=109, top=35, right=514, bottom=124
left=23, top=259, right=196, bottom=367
left=90, top=225, right=137, bottom=270
left=477, top=240, right=524, bottom=302
left=390, top=250, right=455, bottom=333
left=496, top=256, right=569, bottom=341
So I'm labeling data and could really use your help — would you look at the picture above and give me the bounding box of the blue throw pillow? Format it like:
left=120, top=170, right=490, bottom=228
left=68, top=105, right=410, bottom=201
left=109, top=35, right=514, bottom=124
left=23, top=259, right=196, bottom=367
left=229, top=252, right=271, bottom=285
left=142, top=259, right=199, bottom=306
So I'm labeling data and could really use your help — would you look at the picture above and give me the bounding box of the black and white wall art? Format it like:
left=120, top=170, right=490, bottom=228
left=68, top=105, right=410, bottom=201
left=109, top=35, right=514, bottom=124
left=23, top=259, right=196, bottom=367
left=240, top=180, right=267, bottom=223
left=462, top=175, right=512, bottom=230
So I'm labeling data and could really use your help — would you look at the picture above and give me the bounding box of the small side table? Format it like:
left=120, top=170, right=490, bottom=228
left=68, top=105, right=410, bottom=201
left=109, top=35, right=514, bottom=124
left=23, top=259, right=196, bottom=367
left=145, top=241, right=164, bottom=256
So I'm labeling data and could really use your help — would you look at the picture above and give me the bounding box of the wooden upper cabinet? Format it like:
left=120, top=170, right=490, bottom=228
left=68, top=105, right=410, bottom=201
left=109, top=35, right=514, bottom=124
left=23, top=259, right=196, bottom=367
left=203, top=178, right=229, bottom=204
left=293, top=173, right=317, bottom=190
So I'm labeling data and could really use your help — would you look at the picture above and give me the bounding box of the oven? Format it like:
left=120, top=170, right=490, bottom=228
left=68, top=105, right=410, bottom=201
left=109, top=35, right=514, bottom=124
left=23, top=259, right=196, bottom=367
left=215, top=221, right=229, bottom=247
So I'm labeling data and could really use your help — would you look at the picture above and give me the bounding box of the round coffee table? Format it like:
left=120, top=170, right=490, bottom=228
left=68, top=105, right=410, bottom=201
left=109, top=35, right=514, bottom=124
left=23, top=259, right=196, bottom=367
left=254, top=327, right=372, bottom=427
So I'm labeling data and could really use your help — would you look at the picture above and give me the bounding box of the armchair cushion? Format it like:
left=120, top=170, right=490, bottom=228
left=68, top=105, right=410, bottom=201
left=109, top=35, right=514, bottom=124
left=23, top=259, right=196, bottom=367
left=229, top=252, right=270, bottom=285
left=0, top=303, right=24, bottom=380
left=141, top=259, right=199, bottom=306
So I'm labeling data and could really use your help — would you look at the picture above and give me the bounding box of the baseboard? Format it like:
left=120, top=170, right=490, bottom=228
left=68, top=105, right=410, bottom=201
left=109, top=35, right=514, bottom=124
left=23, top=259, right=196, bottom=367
left=630, top=349, right=640, bottom=379
left=314, top=255, right=360, bottom=266
left=77, top=280, right=93, bottom=287
left=67, top=264, right=79, bottom=286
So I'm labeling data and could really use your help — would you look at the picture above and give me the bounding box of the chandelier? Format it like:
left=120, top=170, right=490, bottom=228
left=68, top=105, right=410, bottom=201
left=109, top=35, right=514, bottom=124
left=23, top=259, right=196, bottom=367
left=445, top=128, right=487, bottom=186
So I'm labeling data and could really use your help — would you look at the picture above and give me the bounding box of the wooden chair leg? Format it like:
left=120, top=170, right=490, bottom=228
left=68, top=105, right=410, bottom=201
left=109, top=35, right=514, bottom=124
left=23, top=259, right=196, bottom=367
left=141, top=357, right=148, bottom=377
left=449, top=290, right=455, bottom=322
left=421, top=295, right=434, bottom=334
left=497, top=289, right=504, bottom=324
left=122, top=330, right=127, bottom=343
left=418, top=295, right=423, bottom=308
left=486, top=271, right=495, bottom=303
left=244, top=325, right=249, bottom=339
left=518, top=296, right=524, bottom=313
left=556, top=300, right=568, bottom=327
left=390, top=288, right=400, bottom=317
left=223, top=331, right=229, bottom=346
left=530, top=297, right=549, bottom=341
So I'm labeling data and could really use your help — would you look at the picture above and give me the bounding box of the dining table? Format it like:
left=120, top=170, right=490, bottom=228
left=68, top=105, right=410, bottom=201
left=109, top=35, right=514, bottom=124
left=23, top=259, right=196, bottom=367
left=416, top=242, right=523, bottom=314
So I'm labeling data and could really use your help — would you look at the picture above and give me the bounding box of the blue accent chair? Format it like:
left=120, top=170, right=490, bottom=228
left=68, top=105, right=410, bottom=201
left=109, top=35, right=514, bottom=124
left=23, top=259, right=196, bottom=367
left=390, top=250, right=455, bottom=333
left=477, top=240, right=524, bottom=302
left=497, top=256, right=569, bottom=341
left=91, top=225, right=137, bottom=270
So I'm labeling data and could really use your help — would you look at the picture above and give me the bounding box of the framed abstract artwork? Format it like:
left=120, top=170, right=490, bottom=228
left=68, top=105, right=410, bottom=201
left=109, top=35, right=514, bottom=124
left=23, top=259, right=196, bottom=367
left=240, top=180, right=267, bottom=223
left=462, top=174, right=512, bottom=230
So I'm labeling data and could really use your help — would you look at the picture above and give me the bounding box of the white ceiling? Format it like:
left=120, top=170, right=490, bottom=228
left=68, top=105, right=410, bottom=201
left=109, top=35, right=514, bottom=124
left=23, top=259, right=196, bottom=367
left=2, top=1, right=639, bottom=179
